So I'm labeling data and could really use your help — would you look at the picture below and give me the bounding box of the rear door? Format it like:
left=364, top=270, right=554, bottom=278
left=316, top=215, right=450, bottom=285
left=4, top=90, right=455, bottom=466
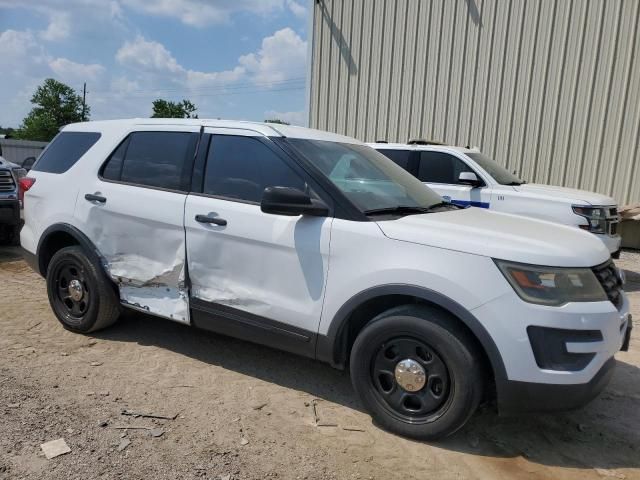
left=184, top=130, right=332, bottom=355
left=416, top=150, right=492, bottom=208
left=74, top=126, right=200, bottom=323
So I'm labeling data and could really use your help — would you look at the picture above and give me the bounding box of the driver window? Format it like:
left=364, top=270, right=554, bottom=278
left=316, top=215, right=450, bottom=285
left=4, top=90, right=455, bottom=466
left=203, top=135, right=308, bottom=203
left=417, top=152, right=474, bottom=185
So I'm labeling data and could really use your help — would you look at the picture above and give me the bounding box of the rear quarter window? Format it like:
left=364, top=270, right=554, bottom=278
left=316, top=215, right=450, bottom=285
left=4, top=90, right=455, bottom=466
left=32, top=132, right=101, bottom=174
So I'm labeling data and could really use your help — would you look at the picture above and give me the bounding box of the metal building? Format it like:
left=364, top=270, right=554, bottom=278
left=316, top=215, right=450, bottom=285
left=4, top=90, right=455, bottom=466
left=307, top=0, right=640, bottom=205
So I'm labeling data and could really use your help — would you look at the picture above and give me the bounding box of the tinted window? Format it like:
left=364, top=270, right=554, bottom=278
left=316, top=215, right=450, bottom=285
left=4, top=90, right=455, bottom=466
left=101, top=138, right=127, bottom=181
left=33, top=132, right=101, bottom=174
left=377, top=149, right=411, bottom=170
left=467, top=152, right=524, bottom=185
left=204, top=135, right=306, bottom=203
left=102, top=132, right=197, bottom=191
left=418, top=151, right=474, bottom=184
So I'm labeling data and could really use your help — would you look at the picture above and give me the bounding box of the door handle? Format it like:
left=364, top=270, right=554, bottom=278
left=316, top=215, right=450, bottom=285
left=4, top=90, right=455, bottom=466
left=195, top=214, right=227, bottom=226
left=85, top=193, right=107, bottom=203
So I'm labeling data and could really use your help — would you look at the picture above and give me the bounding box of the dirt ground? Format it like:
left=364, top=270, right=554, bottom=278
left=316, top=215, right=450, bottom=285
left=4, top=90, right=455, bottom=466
left=1, top=246, right=639, bottom=480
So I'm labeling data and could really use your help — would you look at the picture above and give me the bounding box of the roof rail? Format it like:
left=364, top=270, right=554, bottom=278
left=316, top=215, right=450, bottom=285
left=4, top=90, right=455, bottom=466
left=407, top=139, right=447, bottom=145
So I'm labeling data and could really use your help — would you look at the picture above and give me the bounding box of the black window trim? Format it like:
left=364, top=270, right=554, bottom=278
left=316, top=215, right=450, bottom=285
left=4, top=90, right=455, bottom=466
left=196, top=134, right=337, bottom=215
left=98, top=130, right=202, bottom=195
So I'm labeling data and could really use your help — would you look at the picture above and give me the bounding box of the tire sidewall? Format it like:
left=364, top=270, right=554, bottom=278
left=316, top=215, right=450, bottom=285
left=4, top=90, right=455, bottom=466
left=46, top=246, right=103, bottom=333
left=350, top=312, right=481, bottom=440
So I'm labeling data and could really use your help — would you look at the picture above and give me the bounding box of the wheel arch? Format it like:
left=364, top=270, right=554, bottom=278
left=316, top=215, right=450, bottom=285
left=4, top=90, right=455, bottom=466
left=316, top=285, right=508, bottom=388
left=36, top=223, right=107, bottom=277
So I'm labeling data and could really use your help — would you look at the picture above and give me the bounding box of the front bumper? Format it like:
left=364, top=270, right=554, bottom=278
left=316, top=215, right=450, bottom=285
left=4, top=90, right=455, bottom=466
left=471, top=289, right=630, bottom=413
left=594, top=232, right=622, bottom=255
left=498, top=357, right=616, bottom=413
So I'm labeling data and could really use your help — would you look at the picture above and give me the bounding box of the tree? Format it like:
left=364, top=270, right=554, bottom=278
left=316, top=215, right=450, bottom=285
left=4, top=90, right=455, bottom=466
left=264, top=118, right=290, bottom=125
left=15, top=79, right=88, bottom=142
left=151, top=99, right=198, bottom=119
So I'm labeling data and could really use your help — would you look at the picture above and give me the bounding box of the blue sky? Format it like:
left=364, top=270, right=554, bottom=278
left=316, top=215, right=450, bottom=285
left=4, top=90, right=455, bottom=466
left=0, top=0, right=309, bottom=127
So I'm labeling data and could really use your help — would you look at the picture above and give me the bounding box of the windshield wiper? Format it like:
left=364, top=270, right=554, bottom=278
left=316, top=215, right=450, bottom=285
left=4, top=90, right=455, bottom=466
left=505, top=181, right=524, bottom=186
left=364, top=203, right=460, bottom=216
left=364, top=205, right=433, bottom=216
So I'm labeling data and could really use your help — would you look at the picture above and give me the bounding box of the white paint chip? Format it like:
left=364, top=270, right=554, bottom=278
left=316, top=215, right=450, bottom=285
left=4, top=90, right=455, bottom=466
left=41, top=438, right=71, bottom=459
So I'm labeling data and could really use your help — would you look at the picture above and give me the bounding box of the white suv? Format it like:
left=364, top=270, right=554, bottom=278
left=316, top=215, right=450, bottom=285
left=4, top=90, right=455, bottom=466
left=21, top=120, right=631, bottom=439
left=370, top=142, right=622, bottom=257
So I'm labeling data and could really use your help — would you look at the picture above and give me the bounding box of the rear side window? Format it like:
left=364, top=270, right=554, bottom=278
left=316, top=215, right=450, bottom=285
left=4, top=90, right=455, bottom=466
left=32, top=132, right=101, bottom=174
left=377, top=149, right=411, bottom=170
left=203, top=135, right=306, bottom=203
left=417, top=151, right=474, bottom=184
left=101, top=131, right=198, bottom=191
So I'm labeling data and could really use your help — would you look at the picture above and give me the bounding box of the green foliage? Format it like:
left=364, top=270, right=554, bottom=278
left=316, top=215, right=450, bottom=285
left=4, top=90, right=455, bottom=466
left=15, top=79, right=88, bottom=142
left=0, top=126, right=17, bottom=137
left=264, top=118, right=290, bottom=125
left=151, top=99, right=199, bottom=119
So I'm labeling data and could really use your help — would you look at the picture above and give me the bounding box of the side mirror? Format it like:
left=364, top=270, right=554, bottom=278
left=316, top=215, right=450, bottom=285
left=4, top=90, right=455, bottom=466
left=458, top=171, right=482, bottom=187
left=261, top=186, right=329, bottom=217
left=21, top=157, right=36, bottom=171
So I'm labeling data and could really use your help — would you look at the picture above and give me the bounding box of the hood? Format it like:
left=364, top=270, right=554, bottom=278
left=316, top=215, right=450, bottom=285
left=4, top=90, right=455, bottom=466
left=514, top=183, right=615, bottom=206
left=0, top=156, right=20, bottom=169
left=376, top=208, right=610, bottom=267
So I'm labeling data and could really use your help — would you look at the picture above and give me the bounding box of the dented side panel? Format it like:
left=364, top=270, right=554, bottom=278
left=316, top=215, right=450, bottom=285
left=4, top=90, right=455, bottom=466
left=74, top=181, right=190, bottom=323
left=184, top=195, right=331, bottom=333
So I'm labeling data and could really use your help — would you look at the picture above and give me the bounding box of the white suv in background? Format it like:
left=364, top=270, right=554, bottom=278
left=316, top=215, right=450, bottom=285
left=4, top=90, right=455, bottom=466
left=21, top=120, right=630, bottom=440
left=370, top=142, right=622, bottom=257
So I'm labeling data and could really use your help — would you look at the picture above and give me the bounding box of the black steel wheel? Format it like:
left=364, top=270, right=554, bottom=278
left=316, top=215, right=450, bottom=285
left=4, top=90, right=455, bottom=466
left=51, top=259, right=91, bottom=324
left=46, top=246, right=121, bottom=333
left=350, top=305, right=484, bottom=440
left=371, top=337, right=451, bottom=423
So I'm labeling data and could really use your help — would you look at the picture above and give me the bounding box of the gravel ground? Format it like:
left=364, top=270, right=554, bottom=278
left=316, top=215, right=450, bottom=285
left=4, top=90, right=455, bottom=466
left=0, top=247, right=639, bottom=480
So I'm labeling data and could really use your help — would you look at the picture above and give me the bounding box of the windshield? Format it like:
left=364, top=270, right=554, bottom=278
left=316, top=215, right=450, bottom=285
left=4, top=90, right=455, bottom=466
left=467, top=152, right=525, bottom=185
left=286, top=139, right=443, bottom=212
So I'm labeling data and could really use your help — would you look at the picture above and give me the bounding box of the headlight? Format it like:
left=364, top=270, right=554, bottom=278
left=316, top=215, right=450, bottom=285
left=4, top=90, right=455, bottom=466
left=495, top=260, right=607, bottom=306
left=572, top=206, right=608, bottom=234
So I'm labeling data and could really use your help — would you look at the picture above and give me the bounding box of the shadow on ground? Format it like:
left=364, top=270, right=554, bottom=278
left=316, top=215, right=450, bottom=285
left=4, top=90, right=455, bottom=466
left=95, top=310, right=640, bottom=472
left=0, top=245, right=22, bottom=264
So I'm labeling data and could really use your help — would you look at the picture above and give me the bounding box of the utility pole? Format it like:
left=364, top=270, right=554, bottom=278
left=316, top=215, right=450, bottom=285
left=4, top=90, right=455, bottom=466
left=81, top=82, right=87, bottom=121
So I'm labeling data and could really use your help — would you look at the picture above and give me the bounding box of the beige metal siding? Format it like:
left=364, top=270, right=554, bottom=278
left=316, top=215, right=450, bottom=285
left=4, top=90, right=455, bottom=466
left=309, top=0, right=640, bottom=205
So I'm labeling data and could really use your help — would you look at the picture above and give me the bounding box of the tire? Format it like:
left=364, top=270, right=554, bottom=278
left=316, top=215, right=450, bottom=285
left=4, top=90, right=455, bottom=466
left=46, top=246, right=121, bottom=333
left=350, top=304, right=484, bottom=440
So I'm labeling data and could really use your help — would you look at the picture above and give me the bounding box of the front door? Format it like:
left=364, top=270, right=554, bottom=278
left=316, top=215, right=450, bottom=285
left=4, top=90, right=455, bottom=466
left=184, top=130, right=332, bottom=355
left=74, top=126, right=200, bottom=323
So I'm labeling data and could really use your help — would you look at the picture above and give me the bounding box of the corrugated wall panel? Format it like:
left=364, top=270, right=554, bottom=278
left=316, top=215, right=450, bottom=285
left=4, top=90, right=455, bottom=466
left=310, top=0, right=640, bottom=204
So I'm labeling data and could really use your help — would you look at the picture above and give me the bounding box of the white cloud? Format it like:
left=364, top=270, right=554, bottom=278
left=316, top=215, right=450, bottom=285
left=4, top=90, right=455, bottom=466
left=116, top=36, right=183, bottom=74
left=115, top=35, right=245, bottom=88
left=39, top=12, right=71, bottom=41
left=49, top=57, right=105, bottom=81
left=264, top=109, right=306, bottom=126
left=239, top=28, right=307, bottom=84
left=120, top=0, right=286, bottom=27
left=0, top=29, right=38, bottom=57
left=286, top=0, right=306, bottom=19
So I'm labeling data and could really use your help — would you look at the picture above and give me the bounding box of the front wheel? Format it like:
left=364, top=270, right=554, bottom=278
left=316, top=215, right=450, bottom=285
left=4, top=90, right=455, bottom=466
left=350, top=305, right=484, bottom=440
left=46, top=246, right=121, bottom=333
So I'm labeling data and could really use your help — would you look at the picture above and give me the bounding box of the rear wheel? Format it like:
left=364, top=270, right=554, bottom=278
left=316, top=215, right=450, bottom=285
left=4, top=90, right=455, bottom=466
left=350, top=305, right=484, bottom=440
left=46, top=246, right=121, bottom=333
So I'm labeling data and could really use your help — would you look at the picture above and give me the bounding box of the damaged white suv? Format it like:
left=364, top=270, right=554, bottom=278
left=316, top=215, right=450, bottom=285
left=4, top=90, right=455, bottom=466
left=21, top=119, right=631, bottom=440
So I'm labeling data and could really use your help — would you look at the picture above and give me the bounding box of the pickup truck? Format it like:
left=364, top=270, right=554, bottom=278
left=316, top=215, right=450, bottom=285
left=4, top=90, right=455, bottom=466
left=0, top=156, right=27, bottom=245
left=370, top=142, right=622, bottom=257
